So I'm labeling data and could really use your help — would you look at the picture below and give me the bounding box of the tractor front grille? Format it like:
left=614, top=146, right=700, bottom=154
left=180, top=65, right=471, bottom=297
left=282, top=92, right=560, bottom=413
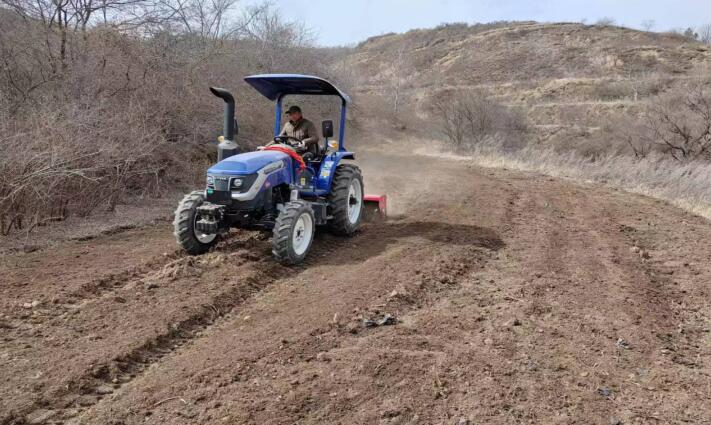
left=207, top=173, right=258, bottom=194
left=206, top=189, right=232, bottom=204
left=212, top=176, right=231, bottom=191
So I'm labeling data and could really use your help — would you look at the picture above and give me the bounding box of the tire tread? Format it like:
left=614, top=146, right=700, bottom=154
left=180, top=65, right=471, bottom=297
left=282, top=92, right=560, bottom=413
left=173, top=190, right=217, bottom=255
left=328, top=165, right=363, bottom=236
left=271, top=200, right=314, bottom=264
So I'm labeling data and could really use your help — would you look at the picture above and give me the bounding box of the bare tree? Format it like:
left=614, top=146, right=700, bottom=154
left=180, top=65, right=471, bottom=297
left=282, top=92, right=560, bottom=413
left=239, top=5, right=315, bottom=70
left=433, top=96, right=466, bottom=150
left=595, top=17, right=616, bottom=26
left=0, top=1, right=326, bottom=234
left=1, top=0, right=148, bottom=69
left=141, top=0, right=246, bottom=40
left=641, top=19, right=656, bottom=32
left=643, top=85, right=711, bottom=160
left=698, top=23, right=711, bottom=44
left=684, top=27, right=698, bottom=40
left=385, top=42, right=413, bottom=120
left=433, top=90, right=527, bottom=151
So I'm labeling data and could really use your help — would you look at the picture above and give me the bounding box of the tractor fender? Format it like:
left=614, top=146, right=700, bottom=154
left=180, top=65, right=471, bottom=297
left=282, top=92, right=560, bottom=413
left=314, top=151, right=356, bottom=192
left=338, top=158, right=359, bottom=167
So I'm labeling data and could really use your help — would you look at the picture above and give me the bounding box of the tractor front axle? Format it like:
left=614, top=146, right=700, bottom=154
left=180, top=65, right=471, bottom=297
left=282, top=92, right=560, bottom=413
left=195, top=203, right=226, bottom=234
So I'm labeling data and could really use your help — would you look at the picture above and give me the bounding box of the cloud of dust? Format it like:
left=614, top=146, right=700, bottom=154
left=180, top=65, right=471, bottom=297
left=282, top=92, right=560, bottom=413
left=358, top=140, right=447, bottom=216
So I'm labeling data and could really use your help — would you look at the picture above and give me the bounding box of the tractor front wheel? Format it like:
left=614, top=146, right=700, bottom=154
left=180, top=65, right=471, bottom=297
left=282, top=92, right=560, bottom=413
left=328, top=164, right=364, bottom=235
left=173, top=191, right=218, bottom=255
left=272, top=200, right=315, bottom=265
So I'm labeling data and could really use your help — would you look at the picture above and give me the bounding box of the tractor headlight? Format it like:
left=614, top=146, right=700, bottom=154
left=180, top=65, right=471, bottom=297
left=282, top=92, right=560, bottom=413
left=232, top=178, right=243, bottom=188
left=206, top=175, right=214, bottom=186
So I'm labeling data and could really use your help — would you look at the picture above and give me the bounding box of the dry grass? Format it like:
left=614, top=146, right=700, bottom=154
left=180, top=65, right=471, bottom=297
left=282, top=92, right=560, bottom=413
left=416, top=139, right=711, bottom=220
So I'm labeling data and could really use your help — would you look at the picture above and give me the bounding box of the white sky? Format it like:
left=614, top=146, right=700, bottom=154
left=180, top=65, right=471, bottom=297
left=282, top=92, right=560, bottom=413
left=254, top=0, right=711, bottom=46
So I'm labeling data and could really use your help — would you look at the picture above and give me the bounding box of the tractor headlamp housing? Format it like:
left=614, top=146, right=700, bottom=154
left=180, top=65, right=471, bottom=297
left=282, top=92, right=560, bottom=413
left=206, top=175, right=214, bottom=186
left=231, top=178, right=243, bottom=188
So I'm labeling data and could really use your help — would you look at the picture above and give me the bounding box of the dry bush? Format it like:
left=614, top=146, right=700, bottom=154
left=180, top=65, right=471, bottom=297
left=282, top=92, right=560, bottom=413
left=642, top=84, right=711, bottom=160
left=441, top=139, right=711, bottom=220
left=0, top=1, right=327, bottom=234
left=699, top=24, right=711, bottom=44
left=592, top=81, right=631, bottom=101
left=431, top=90, right=528, bottom=152
left=595, top=17, right=616, bottom=27
left=608, top=82, right=711, bottom=161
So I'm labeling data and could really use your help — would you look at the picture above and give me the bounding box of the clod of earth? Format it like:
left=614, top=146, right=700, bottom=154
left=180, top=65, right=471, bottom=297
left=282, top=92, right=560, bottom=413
left=597, top=387, right=614, bottom=399
left=616, top=338, right=631, bottom=349
left=95, top=385, right=114, bottom=395
left=363, top=313, right=397, bottom=328
left=22, top=301, right=40, bottom=309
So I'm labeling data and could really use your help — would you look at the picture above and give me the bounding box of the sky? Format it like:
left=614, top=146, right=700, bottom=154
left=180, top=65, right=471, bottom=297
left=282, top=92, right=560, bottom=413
left=257, top=0, right=711, bottom=46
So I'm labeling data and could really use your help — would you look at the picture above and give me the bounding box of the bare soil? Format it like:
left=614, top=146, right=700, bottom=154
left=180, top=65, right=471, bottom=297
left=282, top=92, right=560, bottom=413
left=2, top=152, right=710, bottom=424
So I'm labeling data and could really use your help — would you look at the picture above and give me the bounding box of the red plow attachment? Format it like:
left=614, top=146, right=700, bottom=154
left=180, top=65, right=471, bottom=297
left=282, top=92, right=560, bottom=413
left=363, top=194, right=387, bottom=220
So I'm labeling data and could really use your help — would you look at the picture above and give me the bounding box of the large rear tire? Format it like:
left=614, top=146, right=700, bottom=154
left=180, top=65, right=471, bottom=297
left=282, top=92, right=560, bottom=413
left=272, top=200, right=315, bottom=265
left=328, top=164, right=363, bottom=236
left=173, top=191, right=218, bottom=255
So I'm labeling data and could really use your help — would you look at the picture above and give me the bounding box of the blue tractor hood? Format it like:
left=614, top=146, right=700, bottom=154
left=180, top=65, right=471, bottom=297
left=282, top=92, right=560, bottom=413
left=207, top=150, right=287, bottom=175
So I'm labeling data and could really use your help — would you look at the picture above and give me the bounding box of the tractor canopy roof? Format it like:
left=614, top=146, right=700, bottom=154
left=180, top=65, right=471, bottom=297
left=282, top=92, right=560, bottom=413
left=244, top=74, right=350, bottom=103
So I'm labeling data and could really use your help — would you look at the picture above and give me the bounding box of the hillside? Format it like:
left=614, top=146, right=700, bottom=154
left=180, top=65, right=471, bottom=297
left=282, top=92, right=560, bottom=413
left=343, top=22, right=711, bottom=151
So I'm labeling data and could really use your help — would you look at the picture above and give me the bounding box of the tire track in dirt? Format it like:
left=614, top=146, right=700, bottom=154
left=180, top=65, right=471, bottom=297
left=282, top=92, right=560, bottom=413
left=2, top=252, right=276, bottom=422
left=73, top=217, right=504, bottom=424
left=0, top=225, right=174, bottom=313
left=35, top=261, right=283, bottom=425
left=64, top=231, right=267, bottom=306
left=0, top=233, right=273, bottom=424
left=459, top=176, right=701, bottom=423
left=5, top=218, right=500, bottom=424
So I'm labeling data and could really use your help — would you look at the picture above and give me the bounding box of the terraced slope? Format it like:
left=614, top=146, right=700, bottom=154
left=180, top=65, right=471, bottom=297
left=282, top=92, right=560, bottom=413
left=346, top=22, right=711, bottom=148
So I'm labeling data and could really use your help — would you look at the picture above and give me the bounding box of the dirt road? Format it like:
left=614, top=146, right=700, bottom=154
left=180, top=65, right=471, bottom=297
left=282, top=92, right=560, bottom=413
left=2, top=153, right=710, bottom=424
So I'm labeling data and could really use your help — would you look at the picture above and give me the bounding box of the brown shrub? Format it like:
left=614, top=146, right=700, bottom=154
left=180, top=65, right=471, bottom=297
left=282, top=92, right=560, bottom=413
left=0, top=2, right=331, bottom=234
left=431, top=90, right=528, bottom=152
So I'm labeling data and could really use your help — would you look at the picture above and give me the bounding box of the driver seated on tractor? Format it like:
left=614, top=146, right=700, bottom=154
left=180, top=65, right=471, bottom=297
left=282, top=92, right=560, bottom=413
left=276, top=105, right=320, bottom=161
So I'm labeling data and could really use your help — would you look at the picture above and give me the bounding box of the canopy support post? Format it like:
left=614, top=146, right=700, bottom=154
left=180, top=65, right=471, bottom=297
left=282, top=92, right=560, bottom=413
left=338, top=99, right=347, bottom=151
left=274, top=95, right=283, bottom=137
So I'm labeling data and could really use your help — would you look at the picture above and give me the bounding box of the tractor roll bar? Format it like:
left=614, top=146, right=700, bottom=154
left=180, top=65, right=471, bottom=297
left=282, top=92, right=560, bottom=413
left=244, top=74, right=351, bottom=152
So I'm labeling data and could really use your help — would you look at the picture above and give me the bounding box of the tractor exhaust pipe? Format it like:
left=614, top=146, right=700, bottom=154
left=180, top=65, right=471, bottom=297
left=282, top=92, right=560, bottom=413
left=209, top=86, right=240, bottom=161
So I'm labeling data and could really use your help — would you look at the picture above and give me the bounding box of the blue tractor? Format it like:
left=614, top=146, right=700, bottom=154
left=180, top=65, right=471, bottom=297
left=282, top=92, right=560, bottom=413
left=173, top=74, right=383, bottom=264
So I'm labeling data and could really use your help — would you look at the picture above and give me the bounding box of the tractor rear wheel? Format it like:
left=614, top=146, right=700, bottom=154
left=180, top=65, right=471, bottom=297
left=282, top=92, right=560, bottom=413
left=173, top=191, right=218, bottom=255
left=272, top=200, right=315, bottom=265
left=328, top=164, right=363, bottom=236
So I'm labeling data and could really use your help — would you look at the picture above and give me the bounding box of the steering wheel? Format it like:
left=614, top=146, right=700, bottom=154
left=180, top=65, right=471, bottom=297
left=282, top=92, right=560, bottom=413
left=273, top=135, right=302, bottom=147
